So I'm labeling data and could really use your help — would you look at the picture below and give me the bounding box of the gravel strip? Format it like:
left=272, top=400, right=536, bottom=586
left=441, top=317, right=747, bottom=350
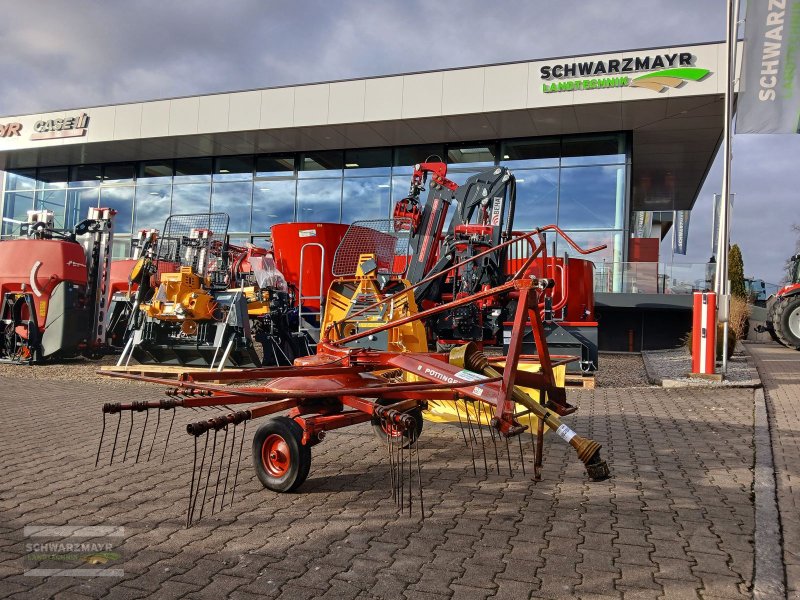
left=0, top=356, right=162, bottom=387
left=595, top=352, right=652, bottom=388
left=642, top=343, right=761, bottom=387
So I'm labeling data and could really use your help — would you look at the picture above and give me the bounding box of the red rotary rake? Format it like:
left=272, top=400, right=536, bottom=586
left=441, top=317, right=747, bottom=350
left=96, top=225, right=610, bottom=526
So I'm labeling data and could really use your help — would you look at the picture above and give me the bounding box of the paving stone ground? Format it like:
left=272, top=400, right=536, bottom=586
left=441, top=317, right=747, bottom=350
left=748, top=342, right=800, bottom=598
left=0, top=372, right=756, bottom=599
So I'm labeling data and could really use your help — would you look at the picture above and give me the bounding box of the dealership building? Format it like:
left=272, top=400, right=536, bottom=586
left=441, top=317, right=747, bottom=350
left=0, top=42, right=729, bottom=349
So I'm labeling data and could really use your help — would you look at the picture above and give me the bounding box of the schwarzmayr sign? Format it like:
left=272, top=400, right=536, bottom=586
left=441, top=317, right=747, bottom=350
left=540, top=52, right=710, bottom=93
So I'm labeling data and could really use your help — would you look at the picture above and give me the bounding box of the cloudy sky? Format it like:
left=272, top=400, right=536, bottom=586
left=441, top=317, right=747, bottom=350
left=1, top=0, right=797, bottom=283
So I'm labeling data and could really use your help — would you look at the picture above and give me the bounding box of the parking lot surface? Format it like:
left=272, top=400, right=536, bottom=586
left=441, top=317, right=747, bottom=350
left=0, top=374, right=756, bottom=599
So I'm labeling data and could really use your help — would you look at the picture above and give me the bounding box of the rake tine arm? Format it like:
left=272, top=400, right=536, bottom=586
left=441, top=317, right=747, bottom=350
left=95, top=413, right=106, bottom=468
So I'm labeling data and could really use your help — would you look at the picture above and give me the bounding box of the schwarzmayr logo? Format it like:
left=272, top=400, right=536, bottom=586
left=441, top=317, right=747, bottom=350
left=540, top=52, right=710, bottom=94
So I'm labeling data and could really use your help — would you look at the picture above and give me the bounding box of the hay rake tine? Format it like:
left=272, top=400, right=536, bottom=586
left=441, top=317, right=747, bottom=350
left=386, top=425, right=395, bottom=502
left=220, top=423, right=237, bottom=509
left=230, top=421, right=246, bottom=508
left=518, top=433, right=526, bottom=476
left=135, top=410, right=149, bottom=464
left=187, top=436, right=198, bottom=528
left=474, top=401, right=489, bottom=475
left=480, top=403, right=500, bottom=475
left=505, top=436, right=513, bottom=477
left=95, top=413, right=106, bottom=468
left=398, top=426, right=404, bottom=509
left=122, top=411, right=134, bottom=462
left=110, top=413, right=122, bottom=465
left=198, top=429, right=218, bottom=521
left=161, top=408, right=176, bottom=464
left=147, top=408, right=162, bottom=463
left=406, top=432, right=411, bottom=516
left=534, top=412, right=544, bottom=481
left=454, top=401, right=469, bottom=448
left=188, top=431, right=209, bottom=525
left=211, top=426, right=229, bottom=515
left=415, top=437, right=424, bottom=520
left=462, top=399, right=477, bottom=476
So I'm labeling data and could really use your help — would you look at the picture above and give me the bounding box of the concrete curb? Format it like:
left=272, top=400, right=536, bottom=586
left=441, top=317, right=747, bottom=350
left=642, top=349, right=761, bottom=389
left=752, top=386, right=785, bottom=599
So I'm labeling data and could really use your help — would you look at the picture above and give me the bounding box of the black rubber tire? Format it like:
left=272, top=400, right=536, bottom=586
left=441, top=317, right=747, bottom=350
left=773, top=295, right=800, bottom=350
left=371, top=405, right=423, bottom=449
left=766, top=301, right=783, bottom=345
left=252, top=416, right=311, bottom=492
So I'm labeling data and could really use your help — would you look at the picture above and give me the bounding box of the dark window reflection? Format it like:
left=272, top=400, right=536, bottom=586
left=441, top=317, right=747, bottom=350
left=36, top=167, right=69, bottom=189
left=102, top=163, right=135, bottom=184
left=174, top=158, right=212, bottom=182
left=134, top=185, right=172, bottom=231
left=299, top=151, right=343, bottom=178
left=5, top=169, right=37, bottom=191
left=214, top=156, right=254, bottom=181
left=171, top=183, right=211, bottom=215
left=297, top=179, right=341, bottom=222
left=342, top=177, right=391, bottom=222
left=344, top=148, right=391, bottom=177
left=447, top=144, right=496, bottom=168
left=558, top=165, right=624, bottom=229
left=561, top=134, right=625, bottom=166
left=69, top=165, right=102, bottom=187
left=99, top=186, right=135, bottom=233
left=252, top=180, right=296, bottom=233
left=500, top=138, right=560, bottom=168
left=212, top=181, right=253, bottom=232
left=138, top=161, right=174, bottom=183
left=256, top=155, right=296, bottom=178
left=512, top=169, right=559, bottom=230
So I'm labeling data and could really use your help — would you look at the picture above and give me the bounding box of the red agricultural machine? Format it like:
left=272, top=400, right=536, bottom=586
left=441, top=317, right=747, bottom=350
left=394, top=161, right=600, bottom=373
left=0, top=207, right=132, bottom=363
left=764, top=253, right=800, bottom=349
left=97, top=219, right=610, bottom=526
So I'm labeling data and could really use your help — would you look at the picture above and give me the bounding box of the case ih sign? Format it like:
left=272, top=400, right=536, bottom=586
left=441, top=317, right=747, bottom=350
left=31, top=113, right=89, bottom=140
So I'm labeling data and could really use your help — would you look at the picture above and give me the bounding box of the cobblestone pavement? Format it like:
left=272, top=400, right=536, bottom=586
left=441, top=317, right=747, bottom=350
left=0, top=375, right=755, bottom=599
left=748, top=342, right=800, bottom=598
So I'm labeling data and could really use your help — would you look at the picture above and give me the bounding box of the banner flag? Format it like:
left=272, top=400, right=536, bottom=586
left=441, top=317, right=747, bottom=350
left=737, top=0, right=800, bottom=133
left=673, top=210, right=691, bottom=255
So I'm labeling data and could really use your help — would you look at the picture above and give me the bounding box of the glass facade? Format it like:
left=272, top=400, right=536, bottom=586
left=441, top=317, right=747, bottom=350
left=1, top=133, right=630, bottom=264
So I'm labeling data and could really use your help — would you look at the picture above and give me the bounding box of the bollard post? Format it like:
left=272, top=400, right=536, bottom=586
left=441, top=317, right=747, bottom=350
left=691, top=292, right=717, bottom=376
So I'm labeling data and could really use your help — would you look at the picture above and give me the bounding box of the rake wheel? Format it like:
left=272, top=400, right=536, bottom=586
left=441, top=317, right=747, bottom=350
left=252, top=417, right=311, bottom=492
left=372, top=404, right=423, bottom=449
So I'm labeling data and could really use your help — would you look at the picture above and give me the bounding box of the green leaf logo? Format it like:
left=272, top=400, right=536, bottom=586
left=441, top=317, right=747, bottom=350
left=630, top=68, right=710, bottom=92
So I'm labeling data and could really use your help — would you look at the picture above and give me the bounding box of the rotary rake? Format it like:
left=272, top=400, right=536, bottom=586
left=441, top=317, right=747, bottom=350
left=95, top=226, right=610, bottom=526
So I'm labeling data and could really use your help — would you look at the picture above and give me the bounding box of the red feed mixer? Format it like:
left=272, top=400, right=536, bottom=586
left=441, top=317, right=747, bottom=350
left=96, top=222, right=611, bottom=527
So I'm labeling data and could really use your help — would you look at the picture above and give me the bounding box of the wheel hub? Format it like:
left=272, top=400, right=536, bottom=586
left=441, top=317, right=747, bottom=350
left=262, top=434, right=290, bottom=477
left=789, top=304, right=800, bottom=338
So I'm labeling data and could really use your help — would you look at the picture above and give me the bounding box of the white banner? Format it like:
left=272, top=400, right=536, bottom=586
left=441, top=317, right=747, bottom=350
left=737, top=0, right=800, bottom=133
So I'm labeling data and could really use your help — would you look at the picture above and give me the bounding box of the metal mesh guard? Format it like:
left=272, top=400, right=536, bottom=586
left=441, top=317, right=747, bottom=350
left=155, top=213, right=230, bottom=265
left=332, top=219, right=412, bottom=277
